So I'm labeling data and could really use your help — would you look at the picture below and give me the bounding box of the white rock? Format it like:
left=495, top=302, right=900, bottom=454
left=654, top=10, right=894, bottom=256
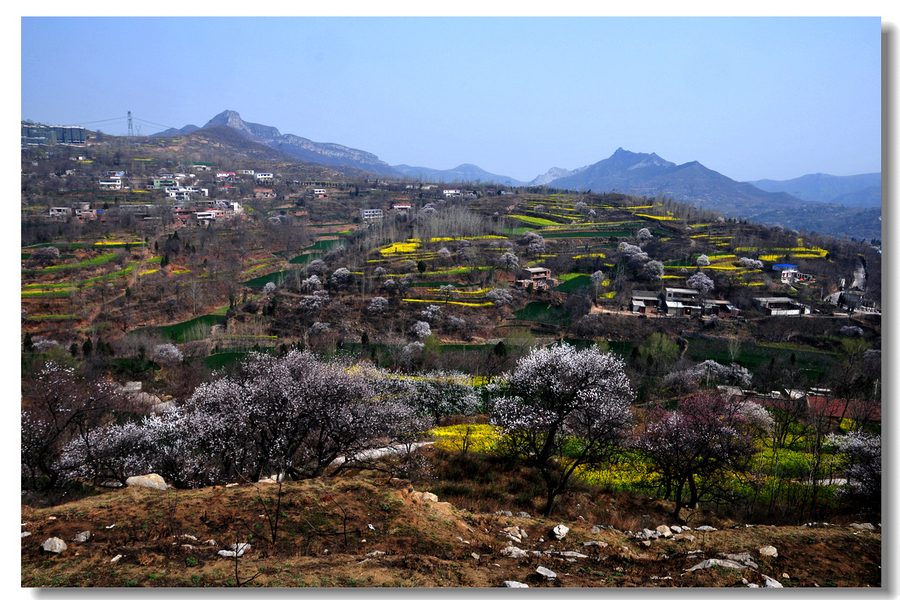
left=125, top=473, right=168, bottom=490
left=695, top=525, right=717, bottom=532
left=21, top=532, right=31, bottom=538
left=536, top=566, right=557, bottom=579
left=759, top=545, right=778, bottom=558
left=670, top=525, right=682, bottom=534
left=73, top=531, right=91, bottom=543
left=763, top=575, right=784, bottom=588
left=726, top=553, right=758, bottom=569
left=218, top=543, right=251, bottom=558
left=851, top=522, right=875, bottom=531
left=552, top=524, right=569, bottom=540
left=656, top=525, right=672, bottom=538
left=41, top=537, right=67, bottom=553
left=501, top=581, right=529, bottom=588
left=500, top=545, right=529, bottom=559
left=685, top=558, right=747, bottom=572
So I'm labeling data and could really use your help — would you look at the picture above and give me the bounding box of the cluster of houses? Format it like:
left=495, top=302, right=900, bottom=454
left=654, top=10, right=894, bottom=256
left=719, top=386, right=880, bottom=429
left=630, top=288, right=810, bottom=317
left=48, top=199, right=244, bottom=226
left=630, top=288, right=741, bottom=317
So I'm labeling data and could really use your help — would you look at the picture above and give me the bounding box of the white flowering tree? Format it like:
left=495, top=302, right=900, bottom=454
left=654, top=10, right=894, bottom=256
left=152, top=343, right=184, bottom=366
left=330, top=267, right=353, bottom=289
left=60, top=351, right=429, bottom=486
left=490, top=343, right=634, bottom=516
left=739, top=257, right=764, bottom=270
left=636, top=228, right=653, bottom=244
left=499, top=252, right=519, bottom=272
left=643, top=260, right=664, bottom=280
left=412, top=320, right=432, bottom=340
left=826, top=431, right=881, bottom=517
left=687, top=272, right=715, bottom=296
left=367, top=297, right=389, bottom=314
left=590, top=270, right=605, bottom=299
left=696, top=254, right=711, bottom=267
left=486, top=288, right=515, bottom=306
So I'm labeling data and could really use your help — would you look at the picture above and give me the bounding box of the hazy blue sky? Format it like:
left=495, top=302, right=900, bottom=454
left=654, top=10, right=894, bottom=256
left=21, top=16, right=882, bottom=182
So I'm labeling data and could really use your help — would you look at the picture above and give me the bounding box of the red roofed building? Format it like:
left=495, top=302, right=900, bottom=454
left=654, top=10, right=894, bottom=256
left=807, top=396, right=881, bottom=427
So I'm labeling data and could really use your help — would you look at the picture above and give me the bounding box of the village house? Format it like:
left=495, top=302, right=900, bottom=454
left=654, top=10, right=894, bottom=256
left=631, top=290, right=661, bottom=314
left=661, top=287, right=702, bottom=317
left=48, top=206, right=72, bottom=219
left=702, top=298, right=740, bottom=317
left=360, top=208, right=384, bottom=221
left=392, top=202, right=412, bottom=213
left=516, top=267, right=555, bottom=290
left=753, top=296, right=810, bottom=316
left=254, top=188, right=277, bottom=199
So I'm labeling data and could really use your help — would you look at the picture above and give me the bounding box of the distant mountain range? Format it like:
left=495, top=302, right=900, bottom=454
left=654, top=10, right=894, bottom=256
left=746, top=172, right=881, bottom=208
left=151, top=111, right=880, bottom=239
left=392, top=163, right=528, bottom=186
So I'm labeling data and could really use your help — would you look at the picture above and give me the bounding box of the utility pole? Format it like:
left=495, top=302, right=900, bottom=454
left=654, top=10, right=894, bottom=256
left=127, top=111, right=134, bottom=144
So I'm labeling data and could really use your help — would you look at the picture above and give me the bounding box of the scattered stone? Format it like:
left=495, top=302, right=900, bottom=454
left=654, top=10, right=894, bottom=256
left=110, top=555, right=122, bottom=563
left=591, top=526, right=602, bottom=534
left=641, top=540, right=652, bottom=547
left=125, top=473, right=168, bottom=491
left=501, top=581, right=528, bottom=588
left=781, top=573, right=790, bottom=580
left=471, top=553, right=480, bottom=560
left=217, top=543, right=251, bottom=558
left=851, top=522, right=876, bottom=531
left=685, top=558, right=747, bottom=572
left=680, top=526, right=691, bottom=531
left=366, top=550, right=385, bottom=557
left=516, top=512, right=531, bottom=518
left=47, top=516, right=57, bottom=521
left=21, top=532, right=31, bottom=538
left=695, top=525, right=717, bottom=532
left=556, top=551, right=589, bottom=559
left=73, top=531, right=91, bottom=543
left=583, top=541, right=608, bottom=548
left=551, top=524, right=569, bottom=540
left=759, top=545, right=778, bottom=558
left=680, top=535, right=696, bottom=542
left=412, top=491, right=439, bottom=503
left=764, top=575, right=784, bottom=588
left=181, top=544, right=194, bottom=550
left=656, top=525, right=672, bottom=538
left=577, top=516, right=586, bottom=521
left=670, top=525, right=682, bottom=534
left=747, top=583, right=759, bottom=588
left=225, top=483, right=238, bottom=488
left=500, top=545, right=529, bottom=559
left=204, top=539, right=217, bottom=546
left=503, top=526, right=528, bottom=543
left=725, top=553, right=758, bottom=569
left=41, top=537, right=67, bottom=554
left=494, top=510, right=513, bottom=517
left=179, top=534, right=198, bottom=542
left=536, top=566, right=557, bottom=579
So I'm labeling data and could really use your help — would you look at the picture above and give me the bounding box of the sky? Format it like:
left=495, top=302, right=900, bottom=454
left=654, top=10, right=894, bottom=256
left=19, top=14, right=884, bottom=183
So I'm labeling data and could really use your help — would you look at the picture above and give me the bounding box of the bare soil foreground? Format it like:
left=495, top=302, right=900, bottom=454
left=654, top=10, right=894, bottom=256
left=21, top=457, right=881, bottom=589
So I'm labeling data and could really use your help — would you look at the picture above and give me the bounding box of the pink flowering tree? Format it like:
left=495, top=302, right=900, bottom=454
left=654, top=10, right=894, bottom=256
left=490, top=343, right=634, bottom=516
left=635, top=393, right=763, bottom=522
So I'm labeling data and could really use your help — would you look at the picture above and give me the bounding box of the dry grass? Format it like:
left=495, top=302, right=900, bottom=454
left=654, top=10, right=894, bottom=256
left=21, top=446, right=881, bottom=588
